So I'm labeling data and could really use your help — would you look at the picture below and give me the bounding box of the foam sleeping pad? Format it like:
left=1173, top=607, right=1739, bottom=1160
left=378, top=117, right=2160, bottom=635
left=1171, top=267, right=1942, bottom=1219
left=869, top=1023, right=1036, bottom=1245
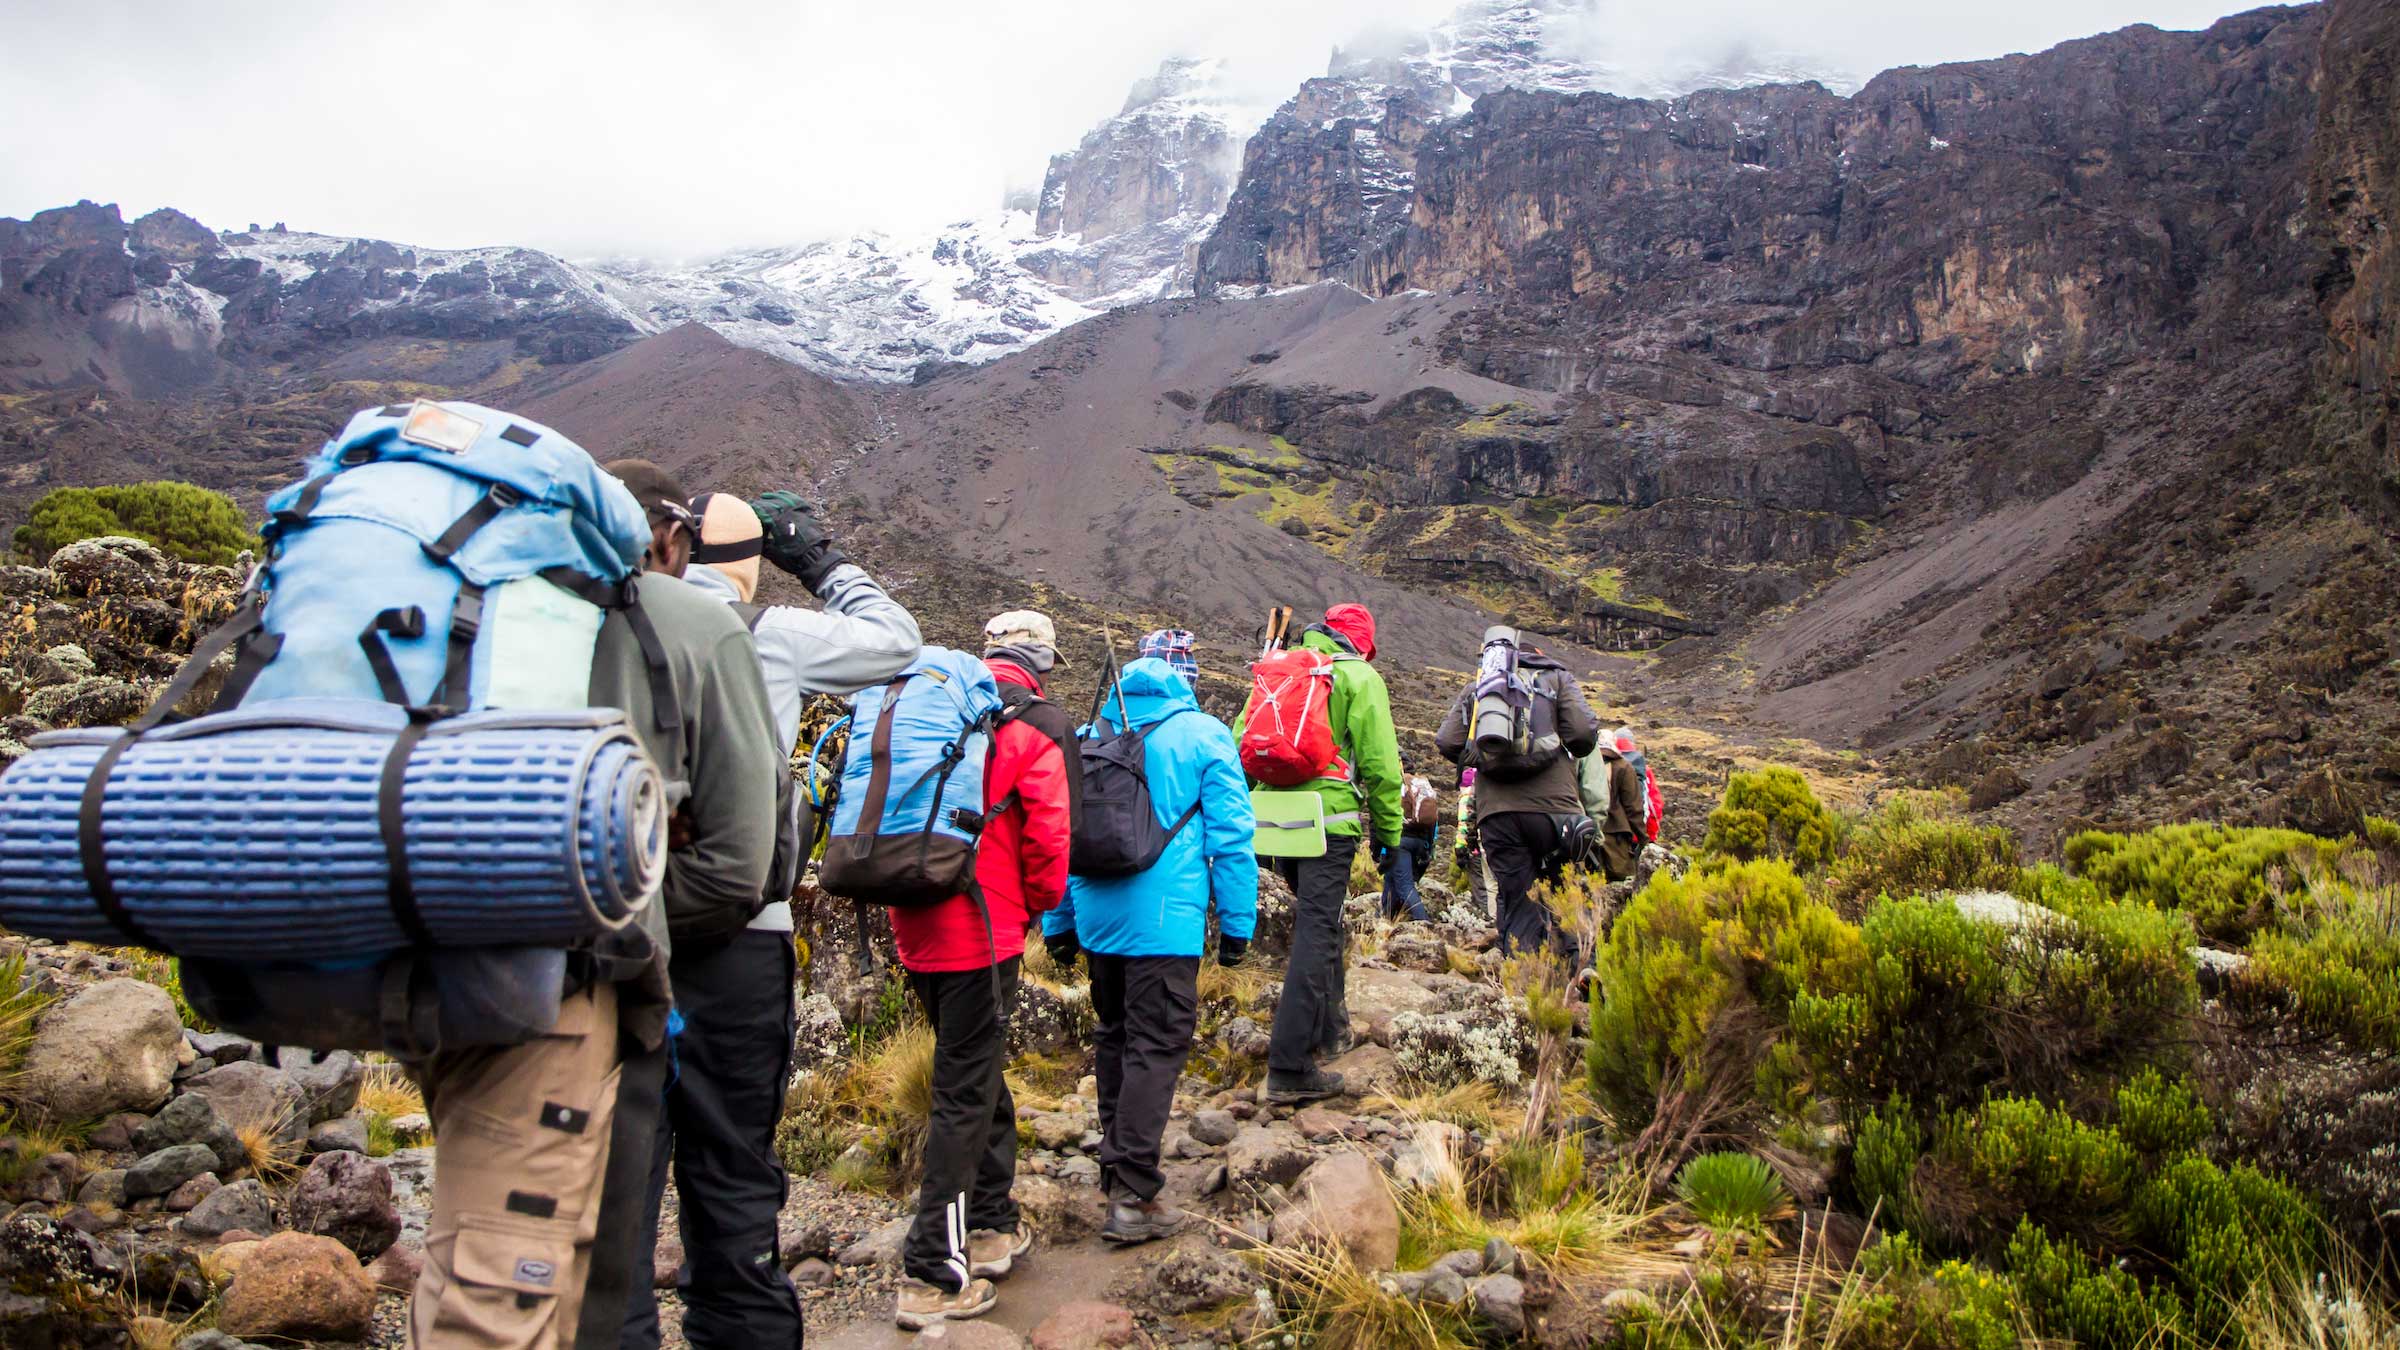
left=0, top=699, right=665, bottom=960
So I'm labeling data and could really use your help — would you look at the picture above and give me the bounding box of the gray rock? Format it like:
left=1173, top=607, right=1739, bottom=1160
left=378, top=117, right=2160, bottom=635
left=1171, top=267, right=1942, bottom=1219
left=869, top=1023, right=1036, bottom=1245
left=1419, top=1268, right=1469, bottom=1305
left=1268, top=1152, right=1401, bottom=1272
left=1188, top=1109, right=1238, bottom=1146
left=43, top=643, right=95, bottom=677
left=124, top=1143, right=217, bottom=1199
left=1431, top=1249, right=1485, bottom=1281
left=183, top=1061, right=308, bottom=1146
left=24, top=676, right=152, bottom=729
left=186, top=1030, right=259, bottom=1063
left=790, top=1256, right=835, bottom=1288
left=286, top=1150, right=399, bottom=1260
left=17, top=979, right=183, bottom=1120
left=87, top=1112, right=147, bottom=1152
left=1143, top=1244, right=1254, bottom=1314
left=1482, top=1236, right=1519, bottom=1277
left=1057, top=1156, right=1101, bottom=1187
left=788, top=993, right=848, bottom=1078
left=165, top=1172, right=222, bottom=1212
left=48, top=536, right=172, bottom=599
left=1470, top=1273, right=1527, bottom=1336
left=1382, top=1270, right=1429, bottom=1299
left=19, top=1151, right=78, bottom=1203
left=1221, top=1016, right=1271, bottom=1060
left=1381, top=926, right=1452, bottom=974
left=1224, top=1123, right=1312, bottom=1189
left=75, top=1169, right=128, bottom=1209
left=1031, top=1113, right=1085, bottom=1150
left=135, top=1092, right=246, bottom=1174
left=177, top=1177, right=274, bottom=1238
left=275, top=1050, right=364, bottom=1123
left=306, top=1116, right=370, bottom=1156
left=838, top=1216, right=910, bottom=1267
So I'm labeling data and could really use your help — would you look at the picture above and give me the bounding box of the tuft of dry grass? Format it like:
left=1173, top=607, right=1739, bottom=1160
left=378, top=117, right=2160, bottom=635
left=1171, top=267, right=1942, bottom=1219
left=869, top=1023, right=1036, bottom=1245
left=1365, top=1080, right=1512, bottom=1135
left=357, top=1061, right=424, bottom=1119
left=1249, top=1238, right=1482, bottom=1349
left=2229, top=1249, right=2400, bottom=1350
left=0, top=949, right=60, bottom=1100
left=229, top=1111, right=302, bottom=1183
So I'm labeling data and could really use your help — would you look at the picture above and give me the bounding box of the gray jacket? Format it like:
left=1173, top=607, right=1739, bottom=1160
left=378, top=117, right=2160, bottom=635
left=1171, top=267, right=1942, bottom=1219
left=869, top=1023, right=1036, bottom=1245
left=685, top=561, right=920, bottom=933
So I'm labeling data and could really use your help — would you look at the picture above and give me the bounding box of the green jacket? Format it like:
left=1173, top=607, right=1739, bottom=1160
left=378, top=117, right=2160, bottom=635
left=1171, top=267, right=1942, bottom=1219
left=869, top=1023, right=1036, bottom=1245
left=1235, top=628, right=1405, bottom=847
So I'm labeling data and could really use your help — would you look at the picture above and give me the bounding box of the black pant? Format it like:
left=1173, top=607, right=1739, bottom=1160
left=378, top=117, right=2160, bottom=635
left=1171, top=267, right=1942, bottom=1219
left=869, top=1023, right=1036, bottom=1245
left=1268, top=832, right=1359, bottom=1076
left=904, top=957, right=1020, bottom=1290
left=620, top=932, right=803, bottom=1350
left=1481, top=811, right=1568, bottom=959
left=1087, top=954, right=1198, bottom=1203
left=574, top=1032, right=669, bottom=1350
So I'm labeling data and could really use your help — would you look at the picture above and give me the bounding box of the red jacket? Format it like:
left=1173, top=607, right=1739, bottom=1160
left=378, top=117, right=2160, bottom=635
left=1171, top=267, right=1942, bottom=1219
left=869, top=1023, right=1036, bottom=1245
left=891, top=659, right=1072, bottom=973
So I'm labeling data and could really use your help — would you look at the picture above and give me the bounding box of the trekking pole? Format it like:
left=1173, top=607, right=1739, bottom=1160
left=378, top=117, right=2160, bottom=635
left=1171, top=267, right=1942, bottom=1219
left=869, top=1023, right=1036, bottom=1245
left=1100, top=623, right=1131, bottom=731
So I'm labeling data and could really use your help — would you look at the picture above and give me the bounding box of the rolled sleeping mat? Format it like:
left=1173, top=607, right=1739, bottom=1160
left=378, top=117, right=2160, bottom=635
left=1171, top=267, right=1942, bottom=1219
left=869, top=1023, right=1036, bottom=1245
left=0, top=699, right=665, bottom=961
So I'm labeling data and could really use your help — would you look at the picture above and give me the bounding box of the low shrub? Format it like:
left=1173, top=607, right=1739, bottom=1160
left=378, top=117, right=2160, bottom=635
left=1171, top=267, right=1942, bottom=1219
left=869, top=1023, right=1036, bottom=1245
left=1823, top=797, right=2019, bottom=916
left=1586, top=859, right=1863, bottom=1127
left=2130, top=1155, right=2320, bottom=1334
left=13, top=480, right=258, bottom=566
left=1791, top=897, right=2008, bottom=1111
left=2245, top=880, right=2400, bottom=1053
left=1674, top=1151, right=1793, bottom=1234
left=1701, top=767, right=1841, bottom=869
left=2109, top=1068, right=2212, bottom=1159
left=1920, top=1097, right=2139, bottom=1252
left=2005, top=1220, right=2188, bottom=1350
left=2064, top=823, right=2354, bottom=942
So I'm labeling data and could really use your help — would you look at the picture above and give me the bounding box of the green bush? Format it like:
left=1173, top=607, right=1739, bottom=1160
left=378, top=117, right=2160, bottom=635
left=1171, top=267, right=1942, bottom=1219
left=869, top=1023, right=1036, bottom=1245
left=1586, top=859, right=1864, bottom=1125
left=1673, top=1151, right=1793, bottom=1233
left=1824, top=797, right=2019, bottom=916
left=12, top=481, right=258, bottom=567
left=1791, top=897, right=2009, bottom=1111
left=2065, top=823, right=2354, bottom=943
left=2245, top=886, right=2400, bottom=1053
left=2005, top=896, right=2196, bottom=1082
left=1924, top=1097, right=2139, bottom=1252
left=2131, top=1156, right=2319, bottom=1333
left=1852, top=1100, right=1927, bottom=1233
left=2005, top=1220, right=2187, bottom=1350
left=2110, top=1069, right=2212, bottom=1159
left=1702, top=767, right=1841, bottom=869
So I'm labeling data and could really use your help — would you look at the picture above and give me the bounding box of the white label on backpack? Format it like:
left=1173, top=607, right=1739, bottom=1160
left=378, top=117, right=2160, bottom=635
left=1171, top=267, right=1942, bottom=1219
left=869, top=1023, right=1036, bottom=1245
left=400, top=400, right=484, bottom=453
left=482, top=576, right=604, bottom=708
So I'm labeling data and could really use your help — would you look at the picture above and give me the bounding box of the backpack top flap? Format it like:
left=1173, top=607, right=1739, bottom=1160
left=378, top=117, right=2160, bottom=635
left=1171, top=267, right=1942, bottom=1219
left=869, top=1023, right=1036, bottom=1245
left=261, top=401, right=649, bottom=588
left=826, top=647, right=1002, bottom=847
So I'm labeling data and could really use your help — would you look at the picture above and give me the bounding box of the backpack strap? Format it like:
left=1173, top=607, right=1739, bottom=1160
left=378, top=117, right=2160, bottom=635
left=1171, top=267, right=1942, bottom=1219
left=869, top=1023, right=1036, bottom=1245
left=375, top=713, right=442, bottom=950
left=421, top=480, right=524, bottom=566
left=541, top=568, right=679, bottom=739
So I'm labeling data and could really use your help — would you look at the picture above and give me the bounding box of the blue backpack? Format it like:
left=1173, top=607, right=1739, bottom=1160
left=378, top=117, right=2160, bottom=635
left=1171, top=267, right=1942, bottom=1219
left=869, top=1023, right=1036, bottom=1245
left=818, top=647, right=1002, bottom=908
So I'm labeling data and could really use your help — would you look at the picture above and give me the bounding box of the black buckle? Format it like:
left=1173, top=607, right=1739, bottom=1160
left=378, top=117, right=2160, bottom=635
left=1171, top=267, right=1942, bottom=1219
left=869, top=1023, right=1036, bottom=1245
left=489, top=482, right=523, bottom=508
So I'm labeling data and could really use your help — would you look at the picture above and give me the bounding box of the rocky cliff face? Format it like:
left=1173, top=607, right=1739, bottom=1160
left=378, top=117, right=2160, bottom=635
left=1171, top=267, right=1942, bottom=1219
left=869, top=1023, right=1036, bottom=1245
left=2311, top=0, right=2400, bottom=523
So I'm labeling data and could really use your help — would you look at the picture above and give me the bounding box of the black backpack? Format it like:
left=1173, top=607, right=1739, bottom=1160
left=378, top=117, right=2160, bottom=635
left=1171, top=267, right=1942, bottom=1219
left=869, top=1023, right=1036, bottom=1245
left=1070, top=694, right=1200, bottom=879
left=996, top=681, right=1081, bottom=827
left=1469, top=667, right=1569, bottom=784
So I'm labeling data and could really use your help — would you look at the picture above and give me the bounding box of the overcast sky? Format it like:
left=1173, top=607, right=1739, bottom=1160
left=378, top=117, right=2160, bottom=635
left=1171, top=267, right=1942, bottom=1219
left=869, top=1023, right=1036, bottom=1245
left=2, top=0, right=2269, bottom=261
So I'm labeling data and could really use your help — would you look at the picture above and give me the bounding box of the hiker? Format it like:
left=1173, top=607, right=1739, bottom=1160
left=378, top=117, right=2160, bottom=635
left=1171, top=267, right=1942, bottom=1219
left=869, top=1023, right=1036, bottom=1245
left=1577, top=730, right=1646, bottom=884
left=1436, top=630, right=1601, bottom=958
left=616, top=483, right=920, bottom=1350
left=1382, top=772, right=1440, bottom=922
left=1616, top=725, right=1664, bottom=843
left=887, top=611, right=1073, bottom=1330
left=411, top=458, right=780, bottom=1350
left=1453, top=766, right=1494, bottom=919
left=1138, top=626, right=1198, bottom=685
left=1237, top=602, right=1403, bottom=1103
left=1043, top=655, right=1256, bottom=1244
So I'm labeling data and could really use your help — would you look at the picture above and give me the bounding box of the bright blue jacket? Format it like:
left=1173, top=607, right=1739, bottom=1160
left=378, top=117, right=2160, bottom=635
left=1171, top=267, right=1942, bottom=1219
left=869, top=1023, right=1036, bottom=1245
left=1045, top=658, right=1258, bottom=956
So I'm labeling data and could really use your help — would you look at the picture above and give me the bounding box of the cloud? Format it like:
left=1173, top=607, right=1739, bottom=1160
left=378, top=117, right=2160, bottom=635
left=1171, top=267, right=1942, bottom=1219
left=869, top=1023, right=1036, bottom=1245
left=0, top=0, right=2265, bottom=260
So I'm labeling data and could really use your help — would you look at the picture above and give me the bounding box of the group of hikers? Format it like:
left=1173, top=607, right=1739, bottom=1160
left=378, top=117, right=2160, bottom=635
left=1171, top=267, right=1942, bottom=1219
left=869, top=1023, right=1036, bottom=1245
left=10, top=399, right=1661, bottom=1347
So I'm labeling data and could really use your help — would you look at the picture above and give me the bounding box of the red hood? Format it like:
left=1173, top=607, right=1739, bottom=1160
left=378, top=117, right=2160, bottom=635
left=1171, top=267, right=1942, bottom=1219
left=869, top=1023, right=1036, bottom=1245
left=985, top=657, right=1046, bottom=694
left=1323, top=603, right=1377, bottom=662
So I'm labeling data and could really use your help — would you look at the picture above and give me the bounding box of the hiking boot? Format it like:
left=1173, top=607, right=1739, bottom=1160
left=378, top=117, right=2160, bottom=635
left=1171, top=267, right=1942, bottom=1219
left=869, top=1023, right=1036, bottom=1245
left=895, top=1276, right=998, bottom=1330
left=1264, top=1067, right=1346, bottom=1104
left=967, top=1223, right=1034, bottom=1279
left=1100, top=1197, right=1188, bottom=1246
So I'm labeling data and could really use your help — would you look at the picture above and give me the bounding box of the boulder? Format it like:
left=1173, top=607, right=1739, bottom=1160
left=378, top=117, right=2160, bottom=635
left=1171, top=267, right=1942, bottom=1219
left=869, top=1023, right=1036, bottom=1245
left=1430, top=1249, right=1484, bottom=1281
left=1140, top=1243, right=1254, bottom=1314
left=17, top=978, right=183, bottom=1119
left=1322, top=1043, right=1402, bottom=1097
left=1418, top=1268, right=1469, bottom=1305
left=1030, top=1299, right=1143, bottom=1350
left=124, top=1143, right=217, bottom=1199
left=362, top=1241, right=423, bottom=1296
left=1471, top=1273, right=1528, bottom=1337
left=1220, top=1016, right=1272, bottom=1060
left=24, top=676, right=152, bottom=729
left=1015, top=1173, right=1108, bottom=1242
left=1483, top=1236, right=1520, bottom=1277
left=134, top=1092, right=246, bottom=1174
left=75, top=1168, right=128, bottom=1209
left=185, top=1030, right=259, bottom=1064
left=216, top=1231, right=377, bottom=1342
left=1031, top=1112, right=1087, bottom=1150
left=275, top=1050, right=364, bottom=1123
left=0, top=1210, right=127, bottom=1348
left=287, top=1149, right=399, bottom=1260
left=86, top=1112, right=147, bottom=1152
left=121, top=1236, right=210, bottom=1310
left=1381, top=926, right=1451, bottom=974
left=790, top=1256, right=835, bottom=1287
left=178, top=1177, right=275, bottom=1239
left=1011, top=976, right=1096, bottom=1058
left=838, top=1215, right=910, bottom=1266
left=789, top=993, right=848, bottom=1078
left=16, top=1150, right=79, bottom=1202
left=182, top=1061, right=309, bottom=1146
left=1187, top=1109, right=1238, bottom=1147
left=48, top=536, right=173, bottom=600
left=165, top=1172, right=222, bottom=1212
left=1225, top=1124, right=1313, bottom=1189
left=306, top=1116, right=370, bottom=1156
left=1292, top=1106, right=1356, bottom=1142
left=1269, top=1151, right=1400, bottom=1271
left=1347, top=966, right=1448, bottom=1046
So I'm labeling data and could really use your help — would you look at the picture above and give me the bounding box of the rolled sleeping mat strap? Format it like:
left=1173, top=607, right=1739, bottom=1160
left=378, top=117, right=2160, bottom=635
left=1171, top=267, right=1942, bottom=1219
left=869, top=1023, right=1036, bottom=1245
left=0, top=699, right=666, bottom=962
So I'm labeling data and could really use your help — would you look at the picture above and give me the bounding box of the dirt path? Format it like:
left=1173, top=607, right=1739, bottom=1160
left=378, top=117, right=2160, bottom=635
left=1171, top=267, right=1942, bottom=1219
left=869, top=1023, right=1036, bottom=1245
left=808, top=1234, right=1187, bottom=1347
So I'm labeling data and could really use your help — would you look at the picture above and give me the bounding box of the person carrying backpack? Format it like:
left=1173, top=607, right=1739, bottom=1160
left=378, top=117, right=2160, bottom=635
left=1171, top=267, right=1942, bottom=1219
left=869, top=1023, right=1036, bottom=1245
left=615, top=481, right=920, bottom=1350
left=884, top=611, right=1073, bottom=1331
left=1042, top=656, right=1255, bottom=1245
left=1454, top=766, right=1494, bottom=920
left=1382, top=773, right=1440, bottom=922
left=1616, top=725, right=1664, bottom=843
left=1575, top=733, right=1646, bottom=884
left=1436, top=631, right=1601, bottom=958
left=1234, top=602, right=1403, bottom=1104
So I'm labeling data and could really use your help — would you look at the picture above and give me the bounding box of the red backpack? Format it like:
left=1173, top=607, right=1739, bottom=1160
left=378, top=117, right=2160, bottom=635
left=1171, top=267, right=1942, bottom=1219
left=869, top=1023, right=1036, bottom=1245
left=1238, top=648, right=1350, bottom=786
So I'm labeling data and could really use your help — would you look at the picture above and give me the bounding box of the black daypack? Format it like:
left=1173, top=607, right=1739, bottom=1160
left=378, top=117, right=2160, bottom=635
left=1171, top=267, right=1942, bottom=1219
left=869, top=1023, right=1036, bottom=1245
left=1071, top=711, right=1201, bottom=878
left=996, top=680, right=1081, bottom=828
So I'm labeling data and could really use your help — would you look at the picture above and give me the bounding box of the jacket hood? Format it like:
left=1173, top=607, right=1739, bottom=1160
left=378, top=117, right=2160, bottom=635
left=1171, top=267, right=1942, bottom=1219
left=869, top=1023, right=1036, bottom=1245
left=1323, top=603, right=1377, bottom=661
left=986, top=656, right=1045, bottom=695
left=1519, top=646, right=1569, bottom=672
left=1098, top=657, right=1199, bottom=729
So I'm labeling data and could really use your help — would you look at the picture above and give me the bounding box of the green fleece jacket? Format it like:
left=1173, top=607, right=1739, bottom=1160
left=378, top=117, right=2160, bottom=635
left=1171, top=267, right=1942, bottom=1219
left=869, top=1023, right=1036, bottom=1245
left=586, top=571, right=780, bottom=1046
left=1234, top=628, right=1405, bottom=847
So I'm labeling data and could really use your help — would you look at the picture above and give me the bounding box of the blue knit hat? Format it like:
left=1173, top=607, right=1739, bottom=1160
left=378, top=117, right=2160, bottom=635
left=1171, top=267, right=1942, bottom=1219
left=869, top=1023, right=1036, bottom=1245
left=1138, top=628, right=1197, bottom=684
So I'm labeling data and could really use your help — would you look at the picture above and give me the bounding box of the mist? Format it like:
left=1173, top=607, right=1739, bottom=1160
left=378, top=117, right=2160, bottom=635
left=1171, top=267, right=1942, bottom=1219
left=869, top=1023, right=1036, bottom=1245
left=0, top=0, right=2269, bottom=261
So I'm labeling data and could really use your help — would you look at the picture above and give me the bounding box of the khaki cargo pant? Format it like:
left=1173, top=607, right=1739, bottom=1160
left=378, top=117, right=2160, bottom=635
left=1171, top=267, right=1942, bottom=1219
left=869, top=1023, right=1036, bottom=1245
left=410, top=983, right=624, bottom=1350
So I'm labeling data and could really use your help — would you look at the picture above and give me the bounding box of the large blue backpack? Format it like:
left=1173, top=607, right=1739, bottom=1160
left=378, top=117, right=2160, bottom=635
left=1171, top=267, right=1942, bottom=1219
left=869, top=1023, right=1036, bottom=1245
left=0, top=400, right=671, bottom=1056
left=818, top=647, right=1002, bottom=908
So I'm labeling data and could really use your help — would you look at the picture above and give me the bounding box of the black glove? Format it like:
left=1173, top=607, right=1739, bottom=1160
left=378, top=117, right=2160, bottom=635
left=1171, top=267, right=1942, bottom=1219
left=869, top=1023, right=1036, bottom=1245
left=1372, top=842, right=1394, bottom=875
left=1216, top=935, right=1249, bottom=966
left=752, top=492, right=850, bottom=592
left=1044, top=931, right=1082, bottom=968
